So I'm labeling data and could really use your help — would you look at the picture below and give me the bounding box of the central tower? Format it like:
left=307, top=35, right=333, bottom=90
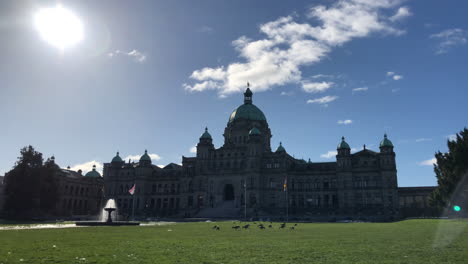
left=223, top=83, right=272, bottom=151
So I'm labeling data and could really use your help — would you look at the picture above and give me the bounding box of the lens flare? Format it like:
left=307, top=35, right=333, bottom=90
left=453, top=205, right=461, bottom=212
left=34, top=5, right=84, bottom=50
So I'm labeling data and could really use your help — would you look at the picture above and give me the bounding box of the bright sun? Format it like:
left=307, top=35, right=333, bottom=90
left=34, top=5, right=83, bottom=50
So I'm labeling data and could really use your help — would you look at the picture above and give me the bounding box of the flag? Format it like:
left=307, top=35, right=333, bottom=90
left=129, top=184, right=136, bottom=195
left=283, top=177, right=287, bottom=192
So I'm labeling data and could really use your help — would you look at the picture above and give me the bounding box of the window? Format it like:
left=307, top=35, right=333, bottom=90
left=188, top=196, right=193, bottom=207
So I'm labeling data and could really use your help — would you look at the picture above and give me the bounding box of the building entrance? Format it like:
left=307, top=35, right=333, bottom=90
left=224, top=184, right=235, bottom=201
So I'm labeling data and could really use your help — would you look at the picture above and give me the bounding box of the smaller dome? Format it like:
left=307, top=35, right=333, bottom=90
left=85, top=165, right=101, bottom=178
left=140, top=150, right=151, bottom=162
left=276, top=142, right=286, bottom=152
left=111, top=151, right=123, bottom=163
left=200, top=127, right=212, bottom=139
left=380, top=134, right=394, bottom=147
left=249, top=127, right=261, bottom=135
left=338, top=136, right=350, bottom=149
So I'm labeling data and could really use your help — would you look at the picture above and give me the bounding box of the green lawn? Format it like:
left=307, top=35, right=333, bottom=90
left=0, top=219, right=467, bottom=264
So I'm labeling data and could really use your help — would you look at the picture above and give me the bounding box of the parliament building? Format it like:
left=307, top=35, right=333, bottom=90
left=103, top=86, right=401, bottom=221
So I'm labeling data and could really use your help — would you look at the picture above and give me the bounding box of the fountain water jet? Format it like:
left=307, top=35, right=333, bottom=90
left=75, top=198, right=139, bottom=226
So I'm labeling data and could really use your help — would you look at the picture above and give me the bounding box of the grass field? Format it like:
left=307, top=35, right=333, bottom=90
left=0, top=219, right=467, bottom=264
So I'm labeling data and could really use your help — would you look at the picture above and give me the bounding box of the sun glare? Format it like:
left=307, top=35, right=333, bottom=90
left=34, top=5, right=83, bottom=50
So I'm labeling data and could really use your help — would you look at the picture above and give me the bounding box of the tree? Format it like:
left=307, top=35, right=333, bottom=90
left=3, top=146, right=59, bottom=219
left=429, top=128, right=468, bottom=210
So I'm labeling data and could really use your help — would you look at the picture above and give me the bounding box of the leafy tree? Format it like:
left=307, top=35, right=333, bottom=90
left=429, top=128, right=468, bottom=209
left=3, top=146, right=59, bottom=219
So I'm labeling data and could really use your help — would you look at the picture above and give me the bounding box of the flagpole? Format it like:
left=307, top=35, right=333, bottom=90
left=131, top=183, right=136, bottom=221
left=284, top=175, right=288, bottom=223
left=244, top=178, right=247, bottom=221
left=286, top=188, right=289, bottom=223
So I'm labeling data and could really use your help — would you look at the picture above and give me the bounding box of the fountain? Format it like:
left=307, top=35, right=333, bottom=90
left=75, top=199, right=140, bottom=226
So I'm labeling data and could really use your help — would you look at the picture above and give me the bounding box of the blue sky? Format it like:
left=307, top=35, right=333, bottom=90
left=0, top=0, right=467, bottom=187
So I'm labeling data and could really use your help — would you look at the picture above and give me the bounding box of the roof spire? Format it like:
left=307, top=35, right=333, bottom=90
left=244, top=83, right=253, bottom=104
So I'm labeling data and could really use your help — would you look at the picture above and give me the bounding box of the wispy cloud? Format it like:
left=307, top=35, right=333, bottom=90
left=70, top=160, right=103, bottom=175
left=415, top=138, right=432, bottom=142
left=352, top=87, right=368, bottom=93
left=338, top=119, right=353, bottom=125
left=321, top=148, right=357, bottom=158
left=419, top=158, right=437, bottom=166
left=311, top=74, right=334, bottom=79
left=108, top=49, right=147, bottom=63
left=430, top=28, right=468, bottom=54
left=123, top=153, right=161, bottom=162
left=184, top=0, right=407, bottom=96
left=320, top=150, right=337, bottom=159
left=280, top=91, right=294, bottom=96
left=301, top=81, right=334, bottom=93
left=387, top=71, right=403, bottom=80
left=307, top=95, right=338, bottom=105
left=197, top=26, right=214, bottom=33
left=447, top=134, right=457, bottom=141
left=190, top=146, right=197, bottom=153
left=389, top=6, right=412, bottom=22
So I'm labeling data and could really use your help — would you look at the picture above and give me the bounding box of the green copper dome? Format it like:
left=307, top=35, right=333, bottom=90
left=85, top=165, right=101, bottom=178
left=111, top=151, right=123, bottom=163
left=140, top=150, right=151, bottom=162
left=380, top=134, right=394, bottom=147
left=228, top=86, right=267, bottom=124
left=200, top=127, right=212, bottom=139
left=338, top=137, right=350, bottom=149
left=229, top=104, right=267, bottom=123
left=276, top=142, right=286, bottom=152
left=249, top=127, right=261, bottom=135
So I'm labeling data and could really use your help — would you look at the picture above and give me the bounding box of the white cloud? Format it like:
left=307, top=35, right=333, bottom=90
left=184, top=0, right=407, bottom=96
left=123, top=153, right=161, bottom=162
left=387, top=71, right=395, bottom=76
left=352, top=87, right=368, bottom=93
left=338, top=119, right=353, bottom=125
left=320, top=150, right=338, bottom=159
left=302, top=81, right=334, bottom=93
left=190, top=146, right=197, bottom=153
left=415, top=138, right=432, bottom=142
left=391, top=88, right=400, bottom=93
left=389, top=6, right=412, bottom=22
left=108, top=49, right=146, bottom=63
left=447, top=134, right=457, bottom=141
left=419, top=158, right=437, bottom=166
left=393, top=75, right=403, bottom=80
left=306, top=95, right=338, bottom=104
left=70, top=160, right=103, bottom=175
left=430, top=28, right=468, bottom=54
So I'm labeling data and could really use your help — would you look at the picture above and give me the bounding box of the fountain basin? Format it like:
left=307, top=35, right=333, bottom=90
left=75, top=221, right=140, bottom=226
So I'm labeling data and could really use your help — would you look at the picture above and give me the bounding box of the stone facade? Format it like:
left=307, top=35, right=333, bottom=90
left=55, top=167, right=104, bottom=218
left=0, top=175, right=5, bottom=214
left=398, top=186, right=438, bottom=217
left=104, top=87, right=401, bottom=221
